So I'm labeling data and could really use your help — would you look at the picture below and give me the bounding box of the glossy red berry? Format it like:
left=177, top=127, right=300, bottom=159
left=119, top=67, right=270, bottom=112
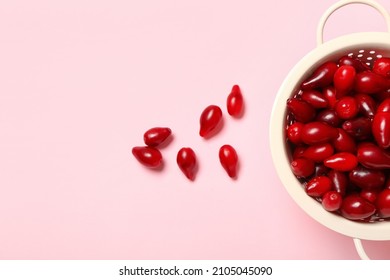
left=349, top=165, right=385, bottom=189
left=301, top=121, right=339, bottom=145
left=219, top=145, right=238, bottom=178
left=357, top=142, right=390, bottom=169
left=286, top=122, right=304, bottom=144
left=376, top=189, right=390, bottom=218
left=290, top=158, right=315, bottom=178
left=342, top=117, right=372, bottom=141
left=301, top=90, right=328, bottom=108
left=302, top=143, right=334, bottom=162
left=323, top=152, right=358, bottom=172
left=372, top=111, right=390, bottom=149
left=323, top=86, right=337, bottom=109
left=373, top=57, right=390, bottom=78
left=132, top=146, right=163, bottom=168
left=340, top=195, right=376, bottom=220
left=332, top=128, right=357, bottom=153
left=305, top=176, right=332, bottom=197
left=286, top=98, right=316, bottom=123
left=360, top=189, right=379, bottom=204
left=227, top=85, right=244, bottom=117
left=327, top=170, right=348, bottom=196
left=335, top=96, right=358, bottom=120
left=322, top=191, right=342, bottom=212
left=177, top=147, right=197, bottom=180
left=338, top=56, right=369, bottom=72
left=333, top=65, right=356, bottom=98
left=377, top=98, right=390, bottom=113
left=199, top=105, right=223, bottom=138
left=143, top=127, right=172, bottom=147
left=355, top=93, right=377, bottom=119
left=315, top=109, right=340, bottom=127
left=354, top=71, right=390, bottom=94
left=301, top=61, right=338, bottom=90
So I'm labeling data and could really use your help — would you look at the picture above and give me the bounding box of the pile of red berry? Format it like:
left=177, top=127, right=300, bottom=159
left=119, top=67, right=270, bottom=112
left=286, top=54, right=390, bottom=222
left=132, top=85, right=244, bottom=180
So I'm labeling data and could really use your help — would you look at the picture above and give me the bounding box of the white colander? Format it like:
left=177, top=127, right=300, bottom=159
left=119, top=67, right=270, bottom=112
left=270, top=0, right=390, bottom=259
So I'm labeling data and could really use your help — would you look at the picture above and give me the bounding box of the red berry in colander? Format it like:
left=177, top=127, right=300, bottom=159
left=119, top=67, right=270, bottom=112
left=316, top=109, right=340, bottom=127
left=290, top=158, right=315, bottom=178
left=377, top=98, right=390, bottom=113
left=333, top=65, right=356, bottom=98
left=305, top=176, right=332, bottom=197
left=285, top=53, right=390, bottom=222
left=323, top=86, right=338, bottom=109
left=286, top=122, right=304, bottom=145
left=341, top=117, right=372, bottom=141
left=355, top=93, right=377, bottom=119
left=301, top=90, right=328, bottom=108
left=286, top=98, right=316, bottom=123
left=327, top=169, right=348, bottom=196
left=300, top=121, right=338, bottom=145
left=301, top=61, right=338, bottom=90
left=376, top=189, right=390, bottom=218
left=373, top=57, right=390, bottom=78
left=302, top=143, right=334, bottom=163
left=349, top=165, right=386, bottom=190
left=357, top=142, right=390, bottom=169
left=323, top=152, right=358, bottom=172
left=331, top=128, right=357, bottom=153
left=334, top=96, right=358, bottom=120
left=322, top=191, right=342, bottom=212
left=372, top=100, right=390, bottom=149
left=354, top=71, right=390, bottom=94
left=340, top=195, right=376, bottom=220
left=338, top=55, right=369, bottom=72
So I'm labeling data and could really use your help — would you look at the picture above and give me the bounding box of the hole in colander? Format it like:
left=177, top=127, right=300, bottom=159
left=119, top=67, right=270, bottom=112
left=369, top=50, right=376, bottom=54
left=359, top=49, right=365, bottom=53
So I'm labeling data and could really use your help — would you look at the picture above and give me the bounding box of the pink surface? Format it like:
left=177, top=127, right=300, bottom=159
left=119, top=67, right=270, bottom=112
left=1, top=0, right=390, bottom=260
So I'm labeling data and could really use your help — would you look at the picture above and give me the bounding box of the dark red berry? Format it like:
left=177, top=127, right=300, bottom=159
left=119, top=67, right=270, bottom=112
left=144, top=127, right=172, bottom=147
left=219, top=145, right=238, bottom=178
left=132, top=146, right=163, bottom=168
left=177, top=147, right=197, bottom=180
left=199, top=105, right=223, bottom=138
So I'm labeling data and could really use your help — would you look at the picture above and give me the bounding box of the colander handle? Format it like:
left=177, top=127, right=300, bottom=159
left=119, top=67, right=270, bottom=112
left=353, top=238, right=370, bottom=260
left=317, top=0, right=390, bottom=45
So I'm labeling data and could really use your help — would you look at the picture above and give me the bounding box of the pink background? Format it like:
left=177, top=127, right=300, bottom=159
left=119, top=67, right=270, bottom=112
left=1, top=0, right=390, bottom=260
